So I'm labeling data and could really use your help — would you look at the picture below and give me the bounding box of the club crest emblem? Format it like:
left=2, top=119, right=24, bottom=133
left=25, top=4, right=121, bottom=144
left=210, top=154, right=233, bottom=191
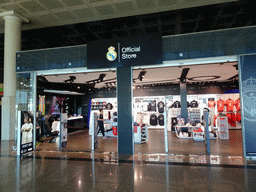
left=106, top=46, right=117, bottom=61
left=242, top=77, right=256, bottom=121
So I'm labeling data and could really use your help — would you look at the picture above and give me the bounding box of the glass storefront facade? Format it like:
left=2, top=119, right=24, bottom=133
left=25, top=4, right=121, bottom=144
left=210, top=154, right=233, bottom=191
left=15, top=25, right=256, bottom=158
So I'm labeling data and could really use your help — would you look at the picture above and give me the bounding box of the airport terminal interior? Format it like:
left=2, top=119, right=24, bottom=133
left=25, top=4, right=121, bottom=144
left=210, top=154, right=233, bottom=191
left=1, top=0, right=256, bottom=191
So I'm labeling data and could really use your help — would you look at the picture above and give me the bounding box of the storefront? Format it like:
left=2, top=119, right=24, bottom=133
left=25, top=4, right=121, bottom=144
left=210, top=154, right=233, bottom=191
left=15, top=26, right=256, bottom=158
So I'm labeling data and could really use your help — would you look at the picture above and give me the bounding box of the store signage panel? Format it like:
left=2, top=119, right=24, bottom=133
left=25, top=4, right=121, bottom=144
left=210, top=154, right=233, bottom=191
left=87, top=35, right=163, bottom=69
left=240, top=55, right=256, bottom=156
left=17, top=111, right=34, bottom=155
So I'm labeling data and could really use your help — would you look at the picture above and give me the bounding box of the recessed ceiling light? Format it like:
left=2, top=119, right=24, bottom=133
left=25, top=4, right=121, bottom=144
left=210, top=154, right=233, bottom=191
left=188, top=76, right=221, bottom=81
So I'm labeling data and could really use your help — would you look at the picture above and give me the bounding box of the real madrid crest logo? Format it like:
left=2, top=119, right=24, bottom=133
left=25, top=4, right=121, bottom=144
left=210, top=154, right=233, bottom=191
left=106, top=46, right=117, bottom=61
left=242, top=77, right=256, bottom=121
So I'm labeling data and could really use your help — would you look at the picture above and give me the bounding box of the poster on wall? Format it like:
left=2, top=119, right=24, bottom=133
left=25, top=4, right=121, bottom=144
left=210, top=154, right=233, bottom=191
left=17, top=111, right=34, bottom=155
left=60, top=113, right=68, bottom=148
left=39, top=95, right=45, bottom=115
left=218, top=117, right=229, bottom=139
left=50, top=96, right=65, bottom=115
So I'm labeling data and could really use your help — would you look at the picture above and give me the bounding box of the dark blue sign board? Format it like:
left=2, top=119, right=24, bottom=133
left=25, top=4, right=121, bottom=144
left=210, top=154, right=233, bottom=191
left=240, top=55, right=256, bottom=156
left=87, top=35, right=163, bottom=69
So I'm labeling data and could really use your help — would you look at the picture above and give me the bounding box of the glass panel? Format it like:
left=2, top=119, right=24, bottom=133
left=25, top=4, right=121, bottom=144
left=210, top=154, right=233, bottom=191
left=16, top=45, right=87, bottom=72
left=163, top=26, right=256, bottom=61
left=16, top=73, right=33, bottom=111
left=15, top=72, right=36, bottom=148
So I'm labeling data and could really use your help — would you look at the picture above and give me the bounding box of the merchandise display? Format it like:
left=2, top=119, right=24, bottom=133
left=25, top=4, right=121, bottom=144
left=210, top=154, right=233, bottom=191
left=89, top=98, right=117, bottom=137
left=134, top=96, right=166, bottom=129
left=134, top=124, right=148, bottom=144
left=157, top=101, right=165, bottom=113
left=172, top=100, right=181, bottom=108
left=150, top=114, right=158, bottom=125
left=208, top=98, right=215, bottom=108
left=217, top=99, right=225, bottom=112
left=225, top=98, right=235, bottom=112
left=190, top=100, right=198, bottom=108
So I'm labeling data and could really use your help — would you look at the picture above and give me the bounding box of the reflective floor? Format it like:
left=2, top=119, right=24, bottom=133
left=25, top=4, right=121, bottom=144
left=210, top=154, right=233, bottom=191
left=1, top=140, right=256, bottom=192
left=35, top=129, right=243, bottom=157
left=0, top=153, right=256, bottom=192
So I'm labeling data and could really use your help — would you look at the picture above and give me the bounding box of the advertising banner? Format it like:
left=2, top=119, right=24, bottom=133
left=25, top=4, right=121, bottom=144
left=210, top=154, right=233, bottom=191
left=60, top=113, right=68, bottom=148
left=218, top=117, right=229, bottom=139
left=17, top=111, right=34, bottom=155
left=87, top=35, right=163, bottom=69
left=39, top=95, right=45, bottom=115
left=239, top=55, right=256, bottom=156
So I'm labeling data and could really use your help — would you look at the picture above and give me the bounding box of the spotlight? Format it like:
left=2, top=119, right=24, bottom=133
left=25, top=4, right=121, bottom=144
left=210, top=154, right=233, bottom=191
left=138, top=71, right=147, bottom=81
left=99, top=74, right=106, bottom=82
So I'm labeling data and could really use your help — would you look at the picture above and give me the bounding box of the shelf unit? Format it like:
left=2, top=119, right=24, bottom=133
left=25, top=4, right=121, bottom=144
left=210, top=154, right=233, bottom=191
left=134, top=125, right=148, bottom=144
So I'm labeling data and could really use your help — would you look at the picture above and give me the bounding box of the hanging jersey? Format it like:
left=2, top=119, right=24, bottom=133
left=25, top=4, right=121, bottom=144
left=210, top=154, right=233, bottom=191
left=208, top=99, right=215, bottom=108
left=158, top=114, right=164, bottom=126
left=235, top=99, right=240, bottom=111
left=143, top=115, right=150, bottom=125
left=236, top=112, right=241, bottom=123
left=190, top=100, right=198, bottom=108
left=158, top=101, right=165, bottom=113
left=226, top=113, right=236, bottom=126
left=151, top=100, right=156, bottom=112
left=141, top=103, right=148, bottom=112
left=147, top=103, right=151, bottom=111
left=150, top=114, right=158, bottom=125
left=225, top=99, right=234, bottom=112
left=217, top=99, right=225, bottom=112
left=172, top=101, right=181, bottom=108
left=167, top=100, right=173, bottom=108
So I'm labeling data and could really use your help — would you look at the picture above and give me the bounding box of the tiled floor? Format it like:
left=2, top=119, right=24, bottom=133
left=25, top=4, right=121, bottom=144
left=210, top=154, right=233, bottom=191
left=0, top=153, right=256, bottom=192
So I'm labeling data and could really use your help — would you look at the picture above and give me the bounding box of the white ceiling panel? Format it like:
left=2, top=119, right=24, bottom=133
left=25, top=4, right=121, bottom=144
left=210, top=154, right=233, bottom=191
left=43, top=61, right=238, bottom=89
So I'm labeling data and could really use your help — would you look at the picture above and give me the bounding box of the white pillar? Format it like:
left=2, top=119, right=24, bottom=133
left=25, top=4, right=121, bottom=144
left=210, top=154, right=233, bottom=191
left=1, top=15, right=22, bottom=140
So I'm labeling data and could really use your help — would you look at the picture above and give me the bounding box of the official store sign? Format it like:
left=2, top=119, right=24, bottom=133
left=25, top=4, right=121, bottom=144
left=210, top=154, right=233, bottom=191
left=87, top=35, right=163, bottom=69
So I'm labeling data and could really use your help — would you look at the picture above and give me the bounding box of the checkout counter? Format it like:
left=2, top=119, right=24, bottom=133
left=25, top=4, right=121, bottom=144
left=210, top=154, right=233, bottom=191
left=67, top=116, right=84, bottom=133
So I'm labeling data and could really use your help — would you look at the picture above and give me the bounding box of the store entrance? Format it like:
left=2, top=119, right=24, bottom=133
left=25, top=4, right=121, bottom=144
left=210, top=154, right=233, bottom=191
left=35, top=70, right=118, bottom=153
left=133, top=59, right=243, bottom=157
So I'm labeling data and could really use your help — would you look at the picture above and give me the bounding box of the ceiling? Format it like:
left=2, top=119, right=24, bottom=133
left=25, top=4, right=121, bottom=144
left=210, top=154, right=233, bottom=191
left=0, top=0, right=236, bottom=32
left=0, top=0, right=254, bottom=69
left=40, top=61, right=238, bottom=92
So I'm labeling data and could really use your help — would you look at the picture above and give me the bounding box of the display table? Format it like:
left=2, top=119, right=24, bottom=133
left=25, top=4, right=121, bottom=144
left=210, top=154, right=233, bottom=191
left=67, top=116, right=84, bottom=129
left=193, top=131, right=205, bottom=141
left=175, top=126, right=193, bottom=139
left=134, top=125, right=148, bottom=144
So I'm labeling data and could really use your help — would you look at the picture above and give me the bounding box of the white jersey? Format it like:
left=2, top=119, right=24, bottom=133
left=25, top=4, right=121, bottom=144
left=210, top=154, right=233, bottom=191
left=21, top=123, right=33, bottom=144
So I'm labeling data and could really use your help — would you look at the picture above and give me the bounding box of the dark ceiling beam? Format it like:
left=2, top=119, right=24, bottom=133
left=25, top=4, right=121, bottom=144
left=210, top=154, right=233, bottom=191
left=175, top=12, right=182, bottom=34
left=137, top=16, right=147, bottom=35
left=157, top=16, right=162, bottom=35
left=86, top=24, right=101, bottom=40
left=193, top=13, right=202, bottom=32
left=123, top=23, right=131, bottom=36
left=210, top=5, right=227, bottom=30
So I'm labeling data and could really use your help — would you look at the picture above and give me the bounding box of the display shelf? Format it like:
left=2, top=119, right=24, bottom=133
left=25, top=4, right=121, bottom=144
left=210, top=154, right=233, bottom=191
left=175, top=126, right=193, bottom=139
left=134, top=125, right=148, bottom=144
left=193, top=132, right=205, bottom=141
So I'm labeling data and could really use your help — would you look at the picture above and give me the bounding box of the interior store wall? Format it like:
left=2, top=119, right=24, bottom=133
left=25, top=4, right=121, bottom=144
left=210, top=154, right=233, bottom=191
left=81, top=82, right=239, bottom=127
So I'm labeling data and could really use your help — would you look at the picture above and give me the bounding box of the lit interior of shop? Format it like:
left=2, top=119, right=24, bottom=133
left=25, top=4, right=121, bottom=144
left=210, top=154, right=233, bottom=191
left=35, top=60, right=242, bottom=156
